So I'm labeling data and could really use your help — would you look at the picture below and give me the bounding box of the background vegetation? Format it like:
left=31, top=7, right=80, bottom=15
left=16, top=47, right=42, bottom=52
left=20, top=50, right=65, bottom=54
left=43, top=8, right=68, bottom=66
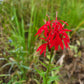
left=0, top=0, right=84, bottom=84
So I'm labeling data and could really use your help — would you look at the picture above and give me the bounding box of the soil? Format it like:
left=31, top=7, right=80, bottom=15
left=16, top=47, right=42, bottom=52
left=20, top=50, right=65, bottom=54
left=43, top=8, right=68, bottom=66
left=0, top=26, right=84, bottom=84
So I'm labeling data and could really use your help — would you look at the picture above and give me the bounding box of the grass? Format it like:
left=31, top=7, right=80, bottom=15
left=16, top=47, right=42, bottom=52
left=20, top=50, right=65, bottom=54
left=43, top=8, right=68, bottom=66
left=0, top=0, right=84, bottom=83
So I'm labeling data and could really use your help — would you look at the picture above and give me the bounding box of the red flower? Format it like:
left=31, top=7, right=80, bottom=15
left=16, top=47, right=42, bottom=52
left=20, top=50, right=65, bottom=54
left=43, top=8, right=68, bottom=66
left=35, top=12, right=71, bottom=56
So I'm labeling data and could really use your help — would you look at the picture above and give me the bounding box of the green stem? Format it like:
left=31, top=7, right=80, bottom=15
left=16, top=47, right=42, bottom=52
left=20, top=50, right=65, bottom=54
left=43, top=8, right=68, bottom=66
left=46, top=50, right=53, bottom=84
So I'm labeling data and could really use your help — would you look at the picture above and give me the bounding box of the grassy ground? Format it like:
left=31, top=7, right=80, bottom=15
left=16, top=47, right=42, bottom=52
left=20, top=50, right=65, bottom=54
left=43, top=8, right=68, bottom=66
left=0, top=0, right=84, bottom=84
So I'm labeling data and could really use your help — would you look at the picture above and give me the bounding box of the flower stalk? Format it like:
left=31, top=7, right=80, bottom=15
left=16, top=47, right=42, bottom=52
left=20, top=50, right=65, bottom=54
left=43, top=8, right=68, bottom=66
left=46, top=49, right=53, bottom=84
left=35, top=12, right=71, bottom=84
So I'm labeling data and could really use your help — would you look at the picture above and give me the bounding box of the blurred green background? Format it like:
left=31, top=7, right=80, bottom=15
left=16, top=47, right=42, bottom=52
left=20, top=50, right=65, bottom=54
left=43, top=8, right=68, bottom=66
left=0, top=0, right=84, bottom=83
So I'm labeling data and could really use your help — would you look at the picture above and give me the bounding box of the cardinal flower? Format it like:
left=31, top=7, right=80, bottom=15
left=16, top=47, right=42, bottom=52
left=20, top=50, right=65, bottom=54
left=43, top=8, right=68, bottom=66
left=35, top=12, right=71, bottom=57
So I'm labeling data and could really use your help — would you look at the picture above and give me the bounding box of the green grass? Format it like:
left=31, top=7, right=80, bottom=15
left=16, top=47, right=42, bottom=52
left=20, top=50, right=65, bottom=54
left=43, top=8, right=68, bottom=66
left=0, top=0, right=84, bottom=83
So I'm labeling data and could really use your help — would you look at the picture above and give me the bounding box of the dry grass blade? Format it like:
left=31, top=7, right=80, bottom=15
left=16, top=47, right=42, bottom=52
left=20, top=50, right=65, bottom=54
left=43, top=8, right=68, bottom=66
left=56, top=54, right=65, bottom=65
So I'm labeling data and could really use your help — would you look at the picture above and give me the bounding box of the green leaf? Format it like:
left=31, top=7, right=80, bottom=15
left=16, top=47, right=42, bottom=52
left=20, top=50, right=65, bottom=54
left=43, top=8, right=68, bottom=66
left=47, top=76, right=59, bottom=84
left=36, top=68, right=47, bottom=84
left=36, top=68, right=46, bottom=78
left=0, top=74, right=10, bottom=77
left=35, top=68, right=41, bottom=74
left=20, top=64, right=32, bottom=70
left=50, top=66, right=61, bottom=71
left=40, top=72, right=46, bottom=77
left=42, top=73, right=46, bottom=84
left=39, top=61, right=48, bottom=68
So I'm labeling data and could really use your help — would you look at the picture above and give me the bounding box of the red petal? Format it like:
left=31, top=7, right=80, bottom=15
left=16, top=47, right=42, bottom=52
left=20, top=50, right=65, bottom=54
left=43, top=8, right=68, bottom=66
left=59, top=20, right=68, bottom=26
left=39, top=38, right=46, bottom=41
left=36, top=43, right=47, bottom=56
left=57, top=35, right=64, bottom=50
left=63, top=32, right=70, bottom=39
left=59, top=40, right=64, bottom=50
left=63, top=38, right=69, bottom=49
left=63, top=29, right=72, bottom=32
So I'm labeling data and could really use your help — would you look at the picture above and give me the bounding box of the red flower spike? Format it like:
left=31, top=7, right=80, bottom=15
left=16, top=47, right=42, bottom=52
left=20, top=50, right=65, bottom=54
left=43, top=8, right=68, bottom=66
left=35, top=12, right=71, bottom=57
